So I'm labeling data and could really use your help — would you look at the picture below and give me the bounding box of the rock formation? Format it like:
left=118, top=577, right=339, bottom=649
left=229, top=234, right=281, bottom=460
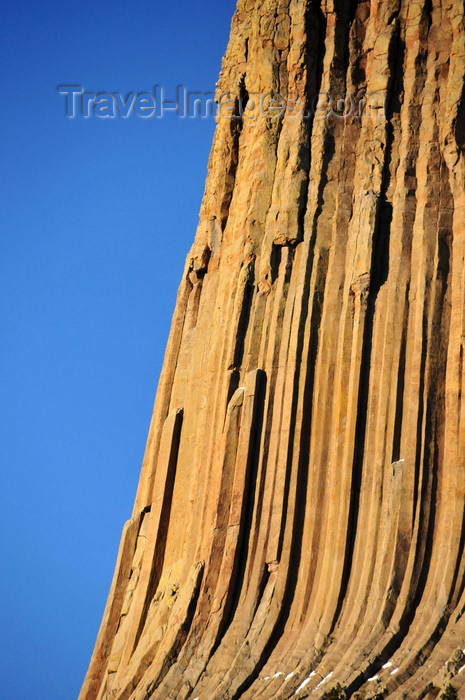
left=80, top=1, right=465, bottom=698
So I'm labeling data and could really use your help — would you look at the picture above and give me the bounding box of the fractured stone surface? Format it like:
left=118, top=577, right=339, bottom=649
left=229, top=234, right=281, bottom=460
left=80, top=1, right=465, bottom=698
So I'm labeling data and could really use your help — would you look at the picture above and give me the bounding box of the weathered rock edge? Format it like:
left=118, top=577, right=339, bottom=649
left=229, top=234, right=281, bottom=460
left=80, top=1, right=465, bottom=698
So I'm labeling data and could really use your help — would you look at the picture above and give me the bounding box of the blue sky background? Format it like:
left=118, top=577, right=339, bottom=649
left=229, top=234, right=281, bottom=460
left=1, top=1, right=236, bottom=697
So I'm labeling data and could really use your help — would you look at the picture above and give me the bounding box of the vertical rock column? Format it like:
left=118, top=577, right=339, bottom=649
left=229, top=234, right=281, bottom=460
left=81, top=1, right=465, bottom=698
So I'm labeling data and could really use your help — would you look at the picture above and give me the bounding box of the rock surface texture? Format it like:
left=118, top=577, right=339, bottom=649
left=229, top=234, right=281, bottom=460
left=80, top=1, right=465, bottom=698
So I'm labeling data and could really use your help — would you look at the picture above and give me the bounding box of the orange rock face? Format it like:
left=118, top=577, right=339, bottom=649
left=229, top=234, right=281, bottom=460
left=80, top=1, right=465, bottom=698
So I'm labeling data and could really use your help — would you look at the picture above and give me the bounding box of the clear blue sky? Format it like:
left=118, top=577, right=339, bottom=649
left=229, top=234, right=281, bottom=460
left=1, top=1, right=236, bottom=698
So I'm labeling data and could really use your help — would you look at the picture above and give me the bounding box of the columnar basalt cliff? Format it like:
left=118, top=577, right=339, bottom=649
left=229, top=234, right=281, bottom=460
left=81, top=1, right=465, bottom=698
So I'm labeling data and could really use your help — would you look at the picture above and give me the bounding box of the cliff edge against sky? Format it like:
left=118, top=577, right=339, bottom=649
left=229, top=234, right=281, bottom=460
left=81, top=1, right=465, bottom=697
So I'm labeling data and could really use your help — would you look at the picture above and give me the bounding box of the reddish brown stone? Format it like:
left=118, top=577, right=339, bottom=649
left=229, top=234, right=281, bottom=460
left=80, top=1, right=465, bottom=698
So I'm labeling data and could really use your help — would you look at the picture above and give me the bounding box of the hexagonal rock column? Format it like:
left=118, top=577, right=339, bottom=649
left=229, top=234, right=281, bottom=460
left=80, top=1, right=465, bottom=698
